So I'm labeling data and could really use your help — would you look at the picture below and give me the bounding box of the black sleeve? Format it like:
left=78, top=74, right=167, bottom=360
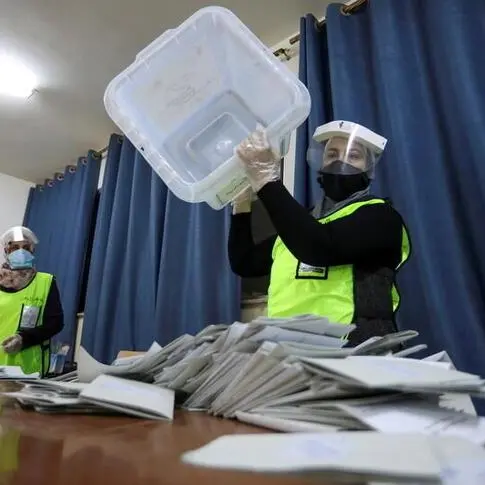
left=257, top=181, right=403, bottom=268
left=19, top=279, right=64, bottom=350
left=228, top=212, right=277, bottom=277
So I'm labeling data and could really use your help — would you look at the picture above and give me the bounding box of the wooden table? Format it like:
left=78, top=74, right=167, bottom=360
left=0, top=392, right=351, bottom=485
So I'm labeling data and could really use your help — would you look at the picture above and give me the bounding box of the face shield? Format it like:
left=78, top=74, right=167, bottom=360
left=1, top=226, right=39, bottom=251
left=309, top=121, right=387, bottom=178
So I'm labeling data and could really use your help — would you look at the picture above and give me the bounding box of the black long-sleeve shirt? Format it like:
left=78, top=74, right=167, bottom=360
left=229, top=181, right=404, bottom=277
left=0, top=278, right=64, bottom=349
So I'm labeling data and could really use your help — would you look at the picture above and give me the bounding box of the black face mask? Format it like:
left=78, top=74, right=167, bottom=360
left=317, top=160, right=371, bottom=202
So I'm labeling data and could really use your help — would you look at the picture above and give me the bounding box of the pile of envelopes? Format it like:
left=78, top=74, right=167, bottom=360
left=4, top=314, right=485, bottom=483
left=3, top=315, right=485, bottom=442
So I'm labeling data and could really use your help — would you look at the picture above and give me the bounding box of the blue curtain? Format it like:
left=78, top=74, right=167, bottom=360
left=23, top=152, right=101, bottom=348
left=323, top=0, right=485, bottom=400
left=82, top=134, right=240, bottom=362
left=294, top=15, right=333, bottom=208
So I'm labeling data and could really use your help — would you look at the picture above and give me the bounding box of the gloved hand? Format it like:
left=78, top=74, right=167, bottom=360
left=2, top=334, right=23, bottom=354
left=236, top=128, right=281, bottom=192
left=232, top=188, right=255, bottom=215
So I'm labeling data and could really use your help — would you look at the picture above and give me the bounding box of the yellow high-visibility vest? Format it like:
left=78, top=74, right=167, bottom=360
left=0, top=272, right=53, bottom=375
left=268, top=198, right=410, bottom=324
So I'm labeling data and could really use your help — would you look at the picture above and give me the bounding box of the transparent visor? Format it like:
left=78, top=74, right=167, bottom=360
left=307, top=135, right=382, bottom=178
left=1, top=226, right=38, bottom=247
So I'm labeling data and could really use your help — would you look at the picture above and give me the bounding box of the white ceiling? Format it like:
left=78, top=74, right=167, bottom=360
left=0, top=0, right=332, bottom=182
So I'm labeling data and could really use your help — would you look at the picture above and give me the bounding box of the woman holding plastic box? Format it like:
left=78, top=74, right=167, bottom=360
left=228, top=121, right=411, bottom=346
left=0, top=226, right=64, bottom=375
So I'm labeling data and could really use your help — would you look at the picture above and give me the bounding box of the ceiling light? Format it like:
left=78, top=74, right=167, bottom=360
left=0, top=54, right=37, bottom=98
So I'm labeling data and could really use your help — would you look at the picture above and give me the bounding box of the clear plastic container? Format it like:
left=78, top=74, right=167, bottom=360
left=104, top=6, right=311, bottom=209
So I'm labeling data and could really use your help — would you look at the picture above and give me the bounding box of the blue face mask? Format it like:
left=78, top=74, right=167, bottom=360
left=7, top=249, right=35, bottom=270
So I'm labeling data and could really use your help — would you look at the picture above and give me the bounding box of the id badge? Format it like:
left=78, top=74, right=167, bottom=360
left=20, top=305, right=41, bottom=329
left=296, top=261, right=328, bottom=280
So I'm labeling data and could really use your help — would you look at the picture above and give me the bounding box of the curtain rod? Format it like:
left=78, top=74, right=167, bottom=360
left=286, top=0, right=367, bottom=46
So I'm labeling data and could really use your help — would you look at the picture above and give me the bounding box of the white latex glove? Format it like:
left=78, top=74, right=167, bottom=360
left=231, top=188, right=255, bottom=215
left=236, top=128, right=281, bottom=192
left=2, top=334, right=23, bottom=354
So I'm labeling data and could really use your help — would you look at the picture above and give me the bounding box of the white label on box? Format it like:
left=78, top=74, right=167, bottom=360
left=215, top=175, right=250, bottom=206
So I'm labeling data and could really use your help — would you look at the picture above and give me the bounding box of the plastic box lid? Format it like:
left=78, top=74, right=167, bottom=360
left=104, top=6, right=311, bottom=209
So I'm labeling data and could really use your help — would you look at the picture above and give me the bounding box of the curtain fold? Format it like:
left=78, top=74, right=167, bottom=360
left=82, top=135, right=240, bottom=362
left=153, top=196, right=240, bottom=345
left=23, top=152, right=100, bottom=348
left=294, top=15, right=333, bottom=208
left=323, top=0, right=485, bottom=407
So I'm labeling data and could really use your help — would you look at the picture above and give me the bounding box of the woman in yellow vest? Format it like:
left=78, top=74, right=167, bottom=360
left=229, top=121, right=410, bottom=346
left=0, top=226, right=64, bottom=375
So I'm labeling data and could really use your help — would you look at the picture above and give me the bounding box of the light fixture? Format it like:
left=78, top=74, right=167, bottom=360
left=0, top=54, right=37, bottom=98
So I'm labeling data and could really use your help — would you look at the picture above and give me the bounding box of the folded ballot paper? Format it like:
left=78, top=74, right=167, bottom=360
left=79, top=375, right=174, bottom=420
left=181, top=432, right=485, bottom=484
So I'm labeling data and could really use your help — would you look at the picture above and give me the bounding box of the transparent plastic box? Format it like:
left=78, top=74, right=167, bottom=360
left=104, top=6, right=311, bottom=209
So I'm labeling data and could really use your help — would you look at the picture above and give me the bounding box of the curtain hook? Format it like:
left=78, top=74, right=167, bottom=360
left=315, top=18, right=325, bottom=31
left=273, top=48, right=292, bottom=61
left=341, top=0, right=367, bottom=16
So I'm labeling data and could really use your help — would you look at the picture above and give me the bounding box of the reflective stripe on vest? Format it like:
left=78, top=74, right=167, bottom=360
left=0, top=272, right=53, bottom=375
left=267, top=199, right=410, bottom=323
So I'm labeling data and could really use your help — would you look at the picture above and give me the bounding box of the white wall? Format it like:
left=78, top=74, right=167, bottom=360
left=0, top=172, right=33, bottom=243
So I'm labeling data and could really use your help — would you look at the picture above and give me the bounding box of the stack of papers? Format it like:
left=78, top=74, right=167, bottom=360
left=74, top=317, right=370, bottom=397
left=233, top=352, right=485, bottom=443
left=77, top=325, right=227, bottom=384
left=3, top=315, right=485, bottom=440
left=3, top=314, right=485, bottom=484
left=0, top=366, right=39, bottom=380
left=179, top=323, right=418, bottom=412
left=3, top=381, right=96, bottom=414
left=2, top=374, right=174, bottom=420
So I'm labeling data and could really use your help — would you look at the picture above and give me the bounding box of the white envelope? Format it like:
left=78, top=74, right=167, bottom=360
left=182, top=432, right=470, bottom=483
left=300, top=356, right=483, bottom=391
left=80, top=374, right=174, bottom=420
left=339, top=398, right=485, bottom=446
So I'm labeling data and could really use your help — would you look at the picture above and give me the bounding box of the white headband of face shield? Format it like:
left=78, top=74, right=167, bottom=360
left=0, top=226, right=39, bottom=248
left=307, top=121, right=388, bottom=174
